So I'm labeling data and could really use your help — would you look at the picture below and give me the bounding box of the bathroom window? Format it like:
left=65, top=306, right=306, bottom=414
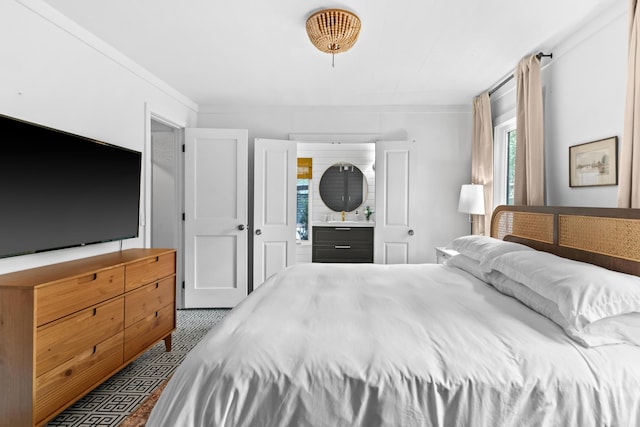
left=297, top=179, right=310, bottom=240
left=297, top=158, right=312, bottom=241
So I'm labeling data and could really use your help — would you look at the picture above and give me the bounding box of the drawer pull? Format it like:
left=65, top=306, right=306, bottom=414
left=155, top=282, right=160, bottom=289
left=92, top=345, right=97, bottom=355
left=155, top=311, right=159, bottom=317
left=93, top=308, right=97, bottom=316
left=335, top=228, right=352, bottom=231
left=335, top=245, right=351, bottom=249
left=78, top=273, right=98, bottom=284
left=142, top=256, right=160, bottom=265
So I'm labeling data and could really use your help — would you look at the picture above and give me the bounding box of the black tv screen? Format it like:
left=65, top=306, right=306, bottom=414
left=0, top=114, right=142, bottom=258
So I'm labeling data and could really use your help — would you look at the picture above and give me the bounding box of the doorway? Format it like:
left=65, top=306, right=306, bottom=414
left=150, top=118, right=184, bottom=307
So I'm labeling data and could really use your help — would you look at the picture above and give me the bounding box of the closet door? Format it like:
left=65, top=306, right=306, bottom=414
left=184, top=128, right=248, bottom=308
left=253, top=138, right=297, bottom=288
left=374, top=140, right=417, bottom=264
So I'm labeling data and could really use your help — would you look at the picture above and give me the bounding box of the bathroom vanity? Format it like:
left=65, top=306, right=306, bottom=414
left=312, top=223, right=374, bottom=263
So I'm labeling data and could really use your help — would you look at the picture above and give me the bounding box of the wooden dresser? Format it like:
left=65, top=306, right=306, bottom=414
left=0, top=248, right=176, bottom=427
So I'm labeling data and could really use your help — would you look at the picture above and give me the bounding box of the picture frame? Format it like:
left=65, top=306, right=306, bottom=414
left=569, top=136, right=618, bottom=187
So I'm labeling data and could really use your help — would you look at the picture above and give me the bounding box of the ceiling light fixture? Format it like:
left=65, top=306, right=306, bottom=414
left=306, top=8, right=361, bottom=68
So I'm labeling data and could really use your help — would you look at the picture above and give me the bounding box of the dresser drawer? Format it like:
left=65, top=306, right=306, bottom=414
left=125, top=252, right=175, bottom=291
left=35, top=332, right=124, bottom=425
left=124, top=304, right=175, bottom=362
left=125, top=276, right=175, bottom=328
left=36, top=267, right=125, bottom=326
left=36, top=297, right=124, bottom=377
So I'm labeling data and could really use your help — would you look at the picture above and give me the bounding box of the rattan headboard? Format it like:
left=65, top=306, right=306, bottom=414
left=491, top=205, right=640, bottom=276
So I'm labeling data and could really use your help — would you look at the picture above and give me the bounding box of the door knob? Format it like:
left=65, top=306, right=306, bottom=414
left=238, top=224, right=246, bottom=231
left=256, top=229, right=262, bottom=235
left=408, top=229, right=415, bottom=236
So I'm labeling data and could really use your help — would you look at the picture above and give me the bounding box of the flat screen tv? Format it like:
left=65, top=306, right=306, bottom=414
left=0, top=113, right=142, bottom=259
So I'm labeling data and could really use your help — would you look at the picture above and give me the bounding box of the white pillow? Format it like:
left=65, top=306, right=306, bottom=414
left=486, top=250, right=640, bottom=330
left=449, top=235, right=533, bottom=268
left=583, top=312, right=640, bottom=346
left=486, top=270, right=567, bottom=328
left=487, top=270, right=640, bottom=347
left=445, top=254, right=487, bottom=282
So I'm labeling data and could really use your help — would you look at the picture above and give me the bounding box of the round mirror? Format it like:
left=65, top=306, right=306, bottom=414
left=319, top=163, right=367, bottom=212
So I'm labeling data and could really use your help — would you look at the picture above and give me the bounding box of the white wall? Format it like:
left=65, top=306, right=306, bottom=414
left=199, top=105, right=472, bottom=263
left=0, top=0, right=197, bottom=274
left=491, top=3, right=627, bottom=207
left=151, top=129, right=179, bottom=249
left=543, top=5, right=626, bottom=206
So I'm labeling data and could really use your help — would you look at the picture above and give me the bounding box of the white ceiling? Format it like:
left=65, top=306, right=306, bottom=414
left=42, top=0, right=618, bottom=108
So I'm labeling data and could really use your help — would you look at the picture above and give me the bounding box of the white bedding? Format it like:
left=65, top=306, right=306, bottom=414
left=148, top=263, right=640, bottom=426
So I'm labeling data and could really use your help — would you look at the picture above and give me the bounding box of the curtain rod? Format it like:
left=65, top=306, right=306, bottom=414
left=487, top=52, right=553, bottom=96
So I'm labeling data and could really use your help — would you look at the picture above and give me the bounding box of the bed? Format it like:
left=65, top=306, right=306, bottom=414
left=148, top=206, right=640, bottom=426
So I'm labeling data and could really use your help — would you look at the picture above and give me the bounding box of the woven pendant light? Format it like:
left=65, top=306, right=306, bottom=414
left=306, top=8, right=361, bottom=66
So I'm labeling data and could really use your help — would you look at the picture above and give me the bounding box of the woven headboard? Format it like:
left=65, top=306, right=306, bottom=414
left=491, top=205, right=640, bottom=276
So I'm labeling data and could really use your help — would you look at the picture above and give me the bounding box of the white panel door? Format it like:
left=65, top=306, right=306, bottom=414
left=184, top=128, right=248, bottom=308
left=374, top=141, right=417, bottom=264
left=253, top=138, right=297, bottom=288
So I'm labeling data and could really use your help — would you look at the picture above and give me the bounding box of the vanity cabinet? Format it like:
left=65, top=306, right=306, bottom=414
left=0, top=248, right=176, bottom=427
left=312, top=226, right=374, bottom=263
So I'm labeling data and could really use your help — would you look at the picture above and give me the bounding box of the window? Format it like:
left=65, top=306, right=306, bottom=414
left=506, top=129, right=516, bottom=205
left=296, top=179, right=309, bottom=240
left=297, top=158, right=312, bottom=241
left=493, top=116, right=516, bottom=206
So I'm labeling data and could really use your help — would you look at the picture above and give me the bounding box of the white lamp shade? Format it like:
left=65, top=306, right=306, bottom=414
left=458, top=184, right=485, bottom=215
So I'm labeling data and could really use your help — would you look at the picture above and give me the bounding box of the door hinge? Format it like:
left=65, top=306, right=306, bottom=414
left=182, top=213, right=185, bottom=221
left=182, top=281, right=185, bottom=289
left=182, top=144, right=185, bottom=152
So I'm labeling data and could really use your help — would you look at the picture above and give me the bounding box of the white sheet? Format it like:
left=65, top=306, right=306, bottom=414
left=148, top=263, right=640, bottom=426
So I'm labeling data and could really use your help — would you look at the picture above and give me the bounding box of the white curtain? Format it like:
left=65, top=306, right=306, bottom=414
left=514, top=54, right=545, bottom=206
left=471, top=92, right=493, bottom=235
left=618, top=0, right=640, bottom=208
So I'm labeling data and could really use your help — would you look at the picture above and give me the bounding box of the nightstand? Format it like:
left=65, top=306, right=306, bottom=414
left=435, top=247, right=459, bottom=264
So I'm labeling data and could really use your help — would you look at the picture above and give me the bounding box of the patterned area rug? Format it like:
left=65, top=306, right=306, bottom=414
left=46, top=309, right=228, bottom=427
left=118, top=378, right=169, bottom=427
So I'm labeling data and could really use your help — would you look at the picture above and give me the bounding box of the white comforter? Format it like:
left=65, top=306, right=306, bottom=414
left=148, top=263, right=640, bottom=426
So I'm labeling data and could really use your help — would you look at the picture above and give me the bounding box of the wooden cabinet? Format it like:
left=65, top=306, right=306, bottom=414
left=0, top=248, right=176, bottom=427
left=312, top=226, right=374, bottom=263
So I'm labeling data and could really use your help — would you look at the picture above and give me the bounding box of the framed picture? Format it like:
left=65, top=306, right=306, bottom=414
left=569, top=136, right=618, bottom=187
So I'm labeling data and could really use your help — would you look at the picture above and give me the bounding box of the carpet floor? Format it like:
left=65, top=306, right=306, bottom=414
left=45, top=309, right=229, bottom=427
